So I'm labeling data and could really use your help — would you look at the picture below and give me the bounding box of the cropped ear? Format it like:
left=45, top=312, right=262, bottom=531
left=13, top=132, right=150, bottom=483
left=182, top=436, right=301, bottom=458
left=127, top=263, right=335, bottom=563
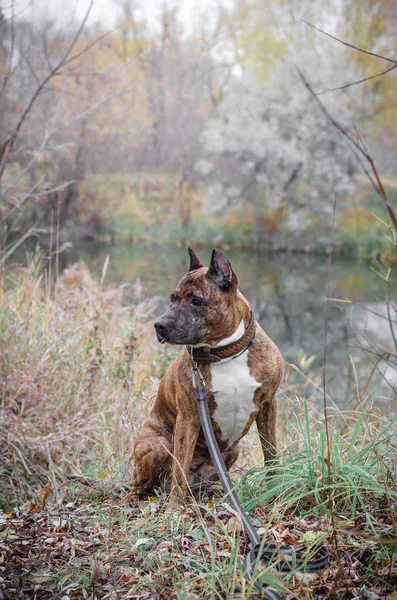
left=188, top=247, right=204, bottom=271
left=207, top=249, right=238, bottom=291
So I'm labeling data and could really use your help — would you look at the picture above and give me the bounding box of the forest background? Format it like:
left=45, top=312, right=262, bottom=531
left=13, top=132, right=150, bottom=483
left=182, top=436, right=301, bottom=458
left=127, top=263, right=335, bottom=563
left=1, top=0, right=396, bottom=256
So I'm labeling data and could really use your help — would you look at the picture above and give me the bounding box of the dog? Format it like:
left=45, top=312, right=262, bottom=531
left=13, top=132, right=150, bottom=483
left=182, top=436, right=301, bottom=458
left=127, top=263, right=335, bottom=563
left=133, top=248, right=283, bottom=508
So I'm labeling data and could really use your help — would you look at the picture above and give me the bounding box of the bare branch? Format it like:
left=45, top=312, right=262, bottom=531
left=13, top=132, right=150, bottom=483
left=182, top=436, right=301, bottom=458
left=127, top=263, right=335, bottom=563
left=318, top=63, right=397, bottom=95
left=301, top=20, right=397, bottom=95
left=297, top=68, right=397, bottom=232
left=0, top=84, right=122, bottom=204
left=0, top=0, right=94, bottom=178
left=0, top=225, right=38, bottom=267
left=301, top=20, right=397, bottom=64
left=386, top=300, right=397, bottom=353
left=61, top=29, right=115, bottom=69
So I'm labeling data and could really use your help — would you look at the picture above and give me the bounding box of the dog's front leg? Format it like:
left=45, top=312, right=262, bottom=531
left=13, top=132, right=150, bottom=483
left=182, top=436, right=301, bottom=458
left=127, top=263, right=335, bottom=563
left=256, top=393, right=278, bottom=464
left=168, top=410, right=200, bottom=509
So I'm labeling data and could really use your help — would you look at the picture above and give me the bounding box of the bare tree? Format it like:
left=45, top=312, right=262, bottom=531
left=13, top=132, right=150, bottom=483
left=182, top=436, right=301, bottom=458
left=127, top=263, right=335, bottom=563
left=0, top=0, right=122, bottom=255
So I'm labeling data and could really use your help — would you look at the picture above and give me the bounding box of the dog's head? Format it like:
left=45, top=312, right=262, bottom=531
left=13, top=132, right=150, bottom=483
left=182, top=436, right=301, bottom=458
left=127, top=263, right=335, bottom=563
left=154, top=248, right=240, bottom=346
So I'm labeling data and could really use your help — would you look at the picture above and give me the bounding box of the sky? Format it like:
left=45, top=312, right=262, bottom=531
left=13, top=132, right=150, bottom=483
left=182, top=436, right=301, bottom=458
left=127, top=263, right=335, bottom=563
left=3, top=0, right=231, bottom=32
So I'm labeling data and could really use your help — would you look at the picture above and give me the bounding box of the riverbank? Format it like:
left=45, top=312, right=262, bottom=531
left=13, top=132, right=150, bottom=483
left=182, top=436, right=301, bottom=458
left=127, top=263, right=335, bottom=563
left=0, top=263, right=396, bottom=599
left=4, top=173, right=397, bottom=261
left=77, top=173, right=397, bottom=259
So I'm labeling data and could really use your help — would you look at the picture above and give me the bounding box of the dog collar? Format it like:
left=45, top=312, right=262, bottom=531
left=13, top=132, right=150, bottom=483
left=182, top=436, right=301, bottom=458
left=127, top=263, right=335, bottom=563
left=187, top=311, right=256, bottom=364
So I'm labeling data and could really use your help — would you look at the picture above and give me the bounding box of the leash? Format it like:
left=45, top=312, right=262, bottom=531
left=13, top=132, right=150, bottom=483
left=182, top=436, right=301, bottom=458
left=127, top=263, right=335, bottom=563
left=189, top=349, right=329, bottom=599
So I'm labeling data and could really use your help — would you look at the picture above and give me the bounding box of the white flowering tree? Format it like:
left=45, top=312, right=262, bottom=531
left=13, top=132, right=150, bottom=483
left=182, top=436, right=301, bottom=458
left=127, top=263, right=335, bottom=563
left=196, top=44, right=364, bottom=246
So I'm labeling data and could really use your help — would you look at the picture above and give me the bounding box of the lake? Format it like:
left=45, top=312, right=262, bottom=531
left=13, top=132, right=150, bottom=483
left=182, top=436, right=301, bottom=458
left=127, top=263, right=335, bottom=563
left=17, top=241, right=397, bottom=410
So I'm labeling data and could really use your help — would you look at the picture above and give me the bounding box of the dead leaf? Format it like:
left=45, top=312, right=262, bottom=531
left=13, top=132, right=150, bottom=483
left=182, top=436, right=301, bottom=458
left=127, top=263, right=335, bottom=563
left=281, top=533, right=301, bottom=546
left=134, top=537, right=156, bottom=549
left=227, top=517, right=242, bottom=534
left=39, top=483, right=52, bottom=510
left=30, top=575, right=52, bottom=584
left=28, top=503, right=40, bottom=514
left=295, top=571, right=321, bottom=584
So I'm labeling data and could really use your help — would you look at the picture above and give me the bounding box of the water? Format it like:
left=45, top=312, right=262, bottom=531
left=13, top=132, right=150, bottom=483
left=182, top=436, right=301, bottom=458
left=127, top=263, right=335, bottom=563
left=19, top=241, right=397, bottom=409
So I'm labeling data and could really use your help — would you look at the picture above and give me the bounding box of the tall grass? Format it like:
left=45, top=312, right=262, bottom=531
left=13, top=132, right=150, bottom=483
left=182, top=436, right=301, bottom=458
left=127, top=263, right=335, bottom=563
left=0, top=257, right=159, bottom=507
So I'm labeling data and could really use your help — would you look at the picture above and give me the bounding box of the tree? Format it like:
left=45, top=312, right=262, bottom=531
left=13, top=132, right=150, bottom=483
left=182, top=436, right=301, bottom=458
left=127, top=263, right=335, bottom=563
left=196, top=43, right=362, bottom=246
left=0, top=0, right=130, bottom=252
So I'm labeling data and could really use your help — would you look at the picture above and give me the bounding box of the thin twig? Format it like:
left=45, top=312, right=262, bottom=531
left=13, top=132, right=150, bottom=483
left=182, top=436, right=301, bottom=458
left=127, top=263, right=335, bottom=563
left=340, top=351, right=388, bottom=436
left=0, top=0, right=94, bottom=177
left=61, top=29, right=115, bottom=69
left=0, top=225, right=37, bottom=267
left=352, top=302, right=397, bottom=326
left=300, top=21, right=397, bottom=95
left=323, top=193, right=340, bottom=560
left=317, top=63, right=397, bottom=95
left=297, top=69, right=397, bottom=231
left=301, top=20, right=397, bottom=64
left=386, top=300, right=397, bottom=353
left=287, top=363, right=339, bottom=410
left=349, top=325, right=397, bottom=395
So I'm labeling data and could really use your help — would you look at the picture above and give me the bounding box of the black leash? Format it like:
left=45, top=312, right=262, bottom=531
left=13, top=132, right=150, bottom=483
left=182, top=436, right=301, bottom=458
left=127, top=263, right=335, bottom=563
left=189, top=351, right=329, bottom=599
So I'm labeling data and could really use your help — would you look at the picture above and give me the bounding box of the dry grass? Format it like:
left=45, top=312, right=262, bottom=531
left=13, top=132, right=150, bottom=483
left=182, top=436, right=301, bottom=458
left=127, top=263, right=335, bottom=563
left=0, top=258, right=162, bottom=507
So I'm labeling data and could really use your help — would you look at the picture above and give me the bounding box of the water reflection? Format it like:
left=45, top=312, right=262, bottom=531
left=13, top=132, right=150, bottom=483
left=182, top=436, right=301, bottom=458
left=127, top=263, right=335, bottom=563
left=32, top=242, right=397, bottom=408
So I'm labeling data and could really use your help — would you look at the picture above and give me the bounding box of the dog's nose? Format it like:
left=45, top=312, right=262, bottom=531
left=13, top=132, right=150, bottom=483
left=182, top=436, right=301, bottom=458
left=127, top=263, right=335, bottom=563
left=154, top=320, right=167, bottom=334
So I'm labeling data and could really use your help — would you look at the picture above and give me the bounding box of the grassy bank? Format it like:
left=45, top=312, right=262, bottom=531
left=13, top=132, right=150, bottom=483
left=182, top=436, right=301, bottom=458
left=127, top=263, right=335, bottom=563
left=336, top=183, right=397, bottom=262
left=3, top=171, right=397, bottom=259
left=76, top=173, right=397, bottom=259
left=0, top=262, right=396, bottom=599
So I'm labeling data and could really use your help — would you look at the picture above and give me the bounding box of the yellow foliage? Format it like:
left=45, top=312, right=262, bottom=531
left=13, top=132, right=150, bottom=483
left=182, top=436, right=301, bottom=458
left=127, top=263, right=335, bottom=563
left=261, top=206, right=287, bottom=231
left=115, top=194, right=140, bottom=218
left=341, top=207, right=375, bottom=233
left=232, top=1, right=288, bottom=77
left=380, top=247, right=397, bottom=263
left=343, top=0, right=397, bottom=142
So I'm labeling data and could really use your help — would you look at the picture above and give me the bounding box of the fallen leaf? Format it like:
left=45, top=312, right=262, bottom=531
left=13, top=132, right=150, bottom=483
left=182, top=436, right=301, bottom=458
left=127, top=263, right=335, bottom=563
left=134, top=537, right=156, bottom=549
left=30, top=575, right=52, bottom=583
left=28, top=503, right=40, bottom=515
left=39, top=483, right=52, bottom=510
left=295, top=571, right=321, bottom=584
left=227, top=517, right=242, bottom=534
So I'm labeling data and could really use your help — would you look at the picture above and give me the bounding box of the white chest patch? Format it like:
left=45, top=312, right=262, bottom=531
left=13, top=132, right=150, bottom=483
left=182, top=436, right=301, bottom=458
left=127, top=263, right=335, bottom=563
left=210, top=351, right=261, bottom=446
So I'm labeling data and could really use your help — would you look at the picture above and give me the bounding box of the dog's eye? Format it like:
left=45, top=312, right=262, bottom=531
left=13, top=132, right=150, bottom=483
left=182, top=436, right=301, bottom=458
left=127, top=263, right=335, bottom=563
left=191, top=297, right=202, bottom=306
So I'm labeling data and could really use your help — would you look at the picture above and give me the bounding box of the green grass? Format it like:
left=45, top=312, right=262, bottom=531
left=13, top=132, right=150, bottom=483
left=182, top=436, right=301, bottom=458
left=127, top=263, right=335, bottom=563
left=336, top=183, right=397, bottom=260
left=0, top=261, right=396, bottom=599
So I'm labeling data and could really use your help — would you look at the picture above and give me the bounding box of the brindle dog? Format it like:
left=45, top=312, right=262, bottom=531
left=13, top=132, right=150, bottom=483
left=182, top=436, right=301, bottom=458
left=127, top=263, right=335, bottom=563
left=133, top=248, right=283, bottom=508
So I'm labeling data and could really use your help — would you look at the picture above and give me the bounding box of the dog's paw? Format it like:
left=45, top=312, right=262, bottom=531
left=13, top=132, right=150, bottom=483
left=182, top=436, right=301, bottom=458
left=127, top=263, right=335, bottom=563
left=120, top=483, right=151, bottom=507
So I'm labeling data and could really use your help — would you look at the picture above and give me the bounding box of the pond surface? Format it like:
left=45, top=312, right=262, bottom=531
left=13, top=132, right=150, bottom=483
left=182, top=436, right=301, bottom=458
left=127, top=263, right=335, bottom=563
left=26, top=242, right=397, bottom=410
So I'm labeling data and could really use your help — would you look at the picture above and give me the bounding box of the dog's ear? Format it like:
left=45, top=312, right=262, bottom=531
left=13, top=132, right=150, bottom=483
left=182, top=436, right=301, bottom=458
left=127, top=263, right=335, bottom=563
left=188, top=247, right=204, bottom=272
left=207, top=249, right=238, bottom=290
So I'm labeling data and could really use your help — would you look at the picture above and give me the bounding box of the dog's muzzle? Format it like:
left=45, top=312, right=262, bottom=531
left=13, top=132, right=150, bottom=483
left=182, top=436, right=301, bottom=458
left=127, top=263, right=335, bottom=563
left=154, top=316, right=202, bottom=346
left=154, top=318, right=169, bottom=343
